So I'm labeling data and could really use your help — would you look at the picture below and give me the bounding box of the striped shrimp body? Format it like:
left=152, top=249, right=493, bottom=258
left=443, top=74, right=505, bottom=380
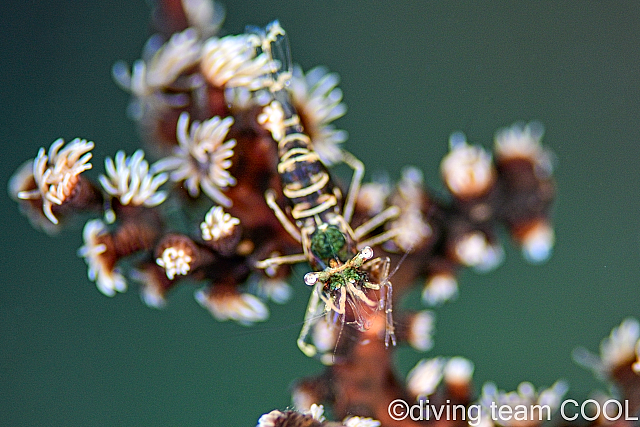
left=252, top=22, right=400, bottom=360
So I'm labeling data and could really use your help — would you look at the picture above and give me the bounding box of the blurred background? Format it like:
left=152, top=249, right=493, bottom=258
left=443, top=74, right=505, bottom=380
left=1, top=1, right=639, bottom=426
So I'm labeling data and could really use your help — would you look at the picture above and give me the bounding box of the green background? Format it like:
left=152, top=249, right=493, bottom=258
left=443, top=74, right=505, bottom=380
left=1, top=1, right=639, bottom=426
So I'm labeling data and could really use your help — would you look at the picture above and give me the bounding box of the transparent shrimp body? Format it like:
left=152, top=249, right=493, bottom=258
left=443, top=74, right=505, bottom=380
left=251, top=22, right=399, bottom=360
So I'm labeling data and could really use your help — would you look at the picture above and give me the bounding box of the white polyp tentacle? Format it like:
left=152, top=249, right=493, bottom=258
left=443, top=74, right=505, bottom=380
left=152, top=112, right=236, bottom=207
left=156, top=246, right=193, bottom=280
left=200, top=205, right=240, bottom=241
left=99, top=149, right=168, bottom=208
left=18, top=138, right=95, bottom=224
